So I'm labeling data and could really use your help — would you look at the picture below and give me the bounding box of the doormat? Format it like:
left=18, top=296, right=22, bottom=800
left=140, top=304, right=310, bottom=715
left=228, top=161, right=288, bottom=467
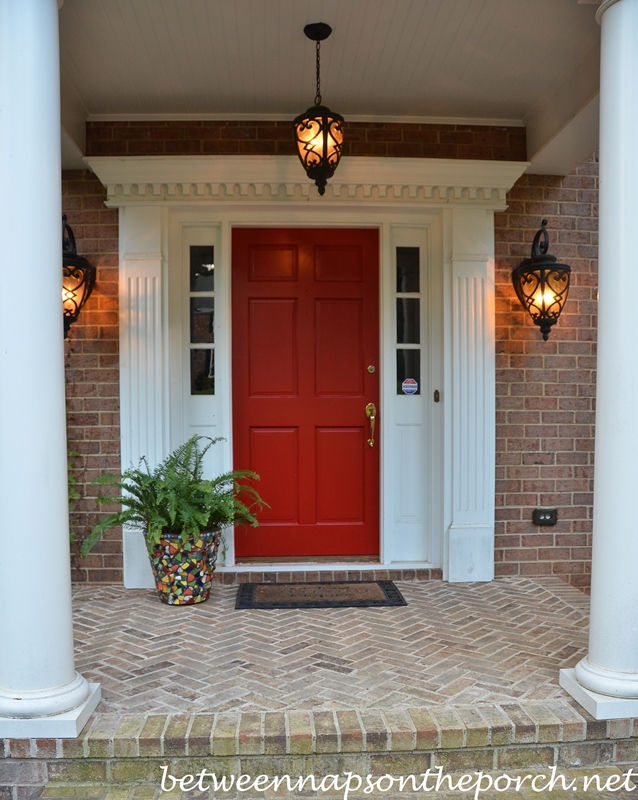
left=235, top=581, right=407, bottom=609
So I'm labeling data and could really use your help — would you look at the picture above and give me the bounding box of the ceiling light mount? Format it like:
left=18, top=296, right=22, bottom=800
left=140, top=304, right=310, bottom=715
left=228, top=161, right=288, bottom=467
left=303, top=22, right=333, bottom=42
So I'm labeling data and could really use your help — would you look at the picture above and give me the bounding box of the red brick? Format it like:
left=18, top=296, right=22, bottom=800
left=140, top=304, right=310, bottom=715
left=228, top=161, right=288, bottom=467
left=64, top=170, right=121, bottom=585
left=496, top=154, right=597, bottom=591
left=165, top=140, right=203, bottom=155
left=128, top=140, right=164, bottom=155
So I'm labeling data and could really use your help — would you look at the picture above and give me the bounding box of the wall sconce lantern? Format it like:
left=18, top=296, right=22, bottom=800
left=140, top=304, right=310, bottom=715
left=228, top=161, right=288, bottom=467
left=62, top=214, right=96, bottom=338
left=511, top=219, right=571, bottom=341
left=293, top=22, right=344, bottom=196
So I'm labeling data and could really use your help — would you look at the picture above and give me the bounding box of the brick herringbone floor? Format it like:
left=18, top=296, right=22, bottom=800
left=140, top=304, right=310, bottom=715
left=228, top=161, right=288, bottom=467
left=73, top=577, right=589, bottom=715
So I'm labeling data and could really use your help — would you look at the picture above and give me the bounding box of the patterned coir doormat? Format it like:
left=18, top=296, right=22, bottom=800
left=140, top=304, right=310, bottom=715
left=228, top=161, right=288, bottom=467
left=235, top=581, right=407, bottom=609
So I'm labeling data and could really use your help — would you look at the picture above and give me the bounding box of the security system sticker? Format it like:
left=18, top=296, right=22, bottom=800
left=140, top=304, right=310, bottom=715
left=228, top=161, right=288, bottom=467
left=402, top=378, right=418, bottom=395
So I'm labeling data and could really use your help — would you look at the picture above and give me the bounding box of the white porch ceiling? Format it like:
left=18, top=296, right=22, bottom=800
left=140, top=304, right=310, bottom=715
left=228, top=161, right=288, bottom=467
left=58, top=0, right=602, bottom=172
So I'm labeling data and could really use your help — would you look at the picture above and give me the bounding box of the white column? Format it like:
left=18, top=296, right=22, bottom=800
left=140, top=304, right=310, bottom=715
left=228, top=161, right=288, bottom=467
left=0, top=0, right=100, bottom=736
left=560, top=0, right=638, bottom=719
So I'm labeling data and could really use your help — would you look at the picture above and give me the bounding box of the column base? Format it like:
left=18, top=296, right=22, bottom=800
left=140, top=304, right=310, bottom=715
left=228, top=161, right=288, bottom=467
left=575, top=656, right=638, bottom=697
left=0, top=683, right=101, bottom=738
left=560, top=669, right=638, bottom=720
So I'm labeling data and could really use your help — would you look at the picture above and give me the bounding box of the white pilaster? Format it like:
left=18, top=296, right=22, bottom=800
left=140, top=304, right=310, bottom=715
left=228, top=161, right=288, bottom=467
left=0, top=0, right=100, bottom=734
left=446, top=208, right=496, bottom=582
left=560, top=0, right=638, bottom=719
left=119, top=206, right=168, bottom=588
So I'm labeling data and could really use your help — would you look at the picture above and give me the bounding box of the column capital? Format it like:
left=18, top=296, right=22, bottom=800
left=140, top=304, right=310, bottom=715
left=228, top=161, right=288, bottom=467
left=596, top=0, right=621, bottom=24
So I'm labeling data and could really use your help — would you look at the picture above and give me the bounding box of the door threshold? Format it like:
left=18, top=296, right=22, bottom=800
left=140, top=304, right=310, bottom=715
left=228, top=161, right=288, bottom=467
left=218, top=561, right=438, bottom=573
left=213, top=562, right=443, bottom=584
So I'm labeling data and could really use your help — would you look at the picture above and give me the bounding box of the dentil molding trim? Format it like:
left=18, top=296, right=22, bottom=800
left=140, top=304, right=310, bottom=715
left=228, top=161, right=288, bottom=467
left=85, top=155, right=528, bottom=208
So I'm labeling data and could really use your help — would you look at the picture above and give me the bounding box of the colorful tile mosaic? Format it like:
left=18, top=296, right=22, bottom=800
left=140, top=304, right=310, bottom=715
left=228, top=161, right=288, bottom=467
left=146, top=530, right=220, bottom=605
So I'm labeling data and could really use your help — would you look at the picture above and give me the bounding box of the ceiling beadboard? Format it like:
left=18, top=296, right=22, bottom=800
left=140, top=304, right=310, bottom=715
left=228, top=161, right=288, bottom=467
left=59, top=0, right=600, bottom=122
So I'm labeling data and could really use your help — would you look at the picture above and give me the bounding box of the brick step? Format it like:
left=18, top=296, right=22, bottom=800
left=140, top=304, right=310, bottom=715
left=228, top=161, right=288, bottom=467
left=3, top=702, right=638, bottom=795
left=36, top=768, right=638, bottom=800
left=212, top=567, right=442, bottom=585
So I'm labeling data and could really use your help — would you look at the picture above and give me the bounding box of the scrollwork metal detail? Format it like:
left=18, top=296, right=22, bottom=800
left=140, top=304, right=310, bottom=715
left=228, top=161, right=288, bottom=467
left=511, top=219, right=571, bottom=341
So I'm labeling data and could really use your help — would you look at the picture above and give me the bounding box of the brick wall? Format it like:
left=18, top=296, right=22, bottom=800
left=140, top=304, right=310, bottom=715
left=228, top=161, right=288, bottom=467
left=64, top=142, right=598, bottom=590
left=494, top=156, right=599, bottom=591
left=85, top=120, right=526, bottom=161
left=63, top=170, right=122, bottom=583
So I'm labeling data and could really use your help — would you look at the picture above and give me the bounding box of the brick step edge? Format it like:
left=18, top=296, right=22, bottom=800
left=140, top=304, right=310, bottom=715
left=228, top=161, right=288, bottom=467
left=211, top=568, right=443, bottom=585
left=5, top=743, right=638, bottom=789
left=2, top=701, right=636, bottom=762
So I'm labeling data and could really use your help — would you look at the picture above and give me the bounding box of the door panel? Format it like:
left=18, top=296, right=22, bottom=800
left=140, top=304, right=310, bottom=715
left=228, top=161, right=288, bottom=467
left=249, top=299, right=298, bottom=395
left=315, top=245, right=364, bottom=282
left=315, top=428, right=365, bottom=523
left=315, top=299, right=364, bottom=396
left=249, top=427, right=299, bottom=523
left=232, top=228, right=379, bottom=558
left=249, top=245, right=298, bottom=281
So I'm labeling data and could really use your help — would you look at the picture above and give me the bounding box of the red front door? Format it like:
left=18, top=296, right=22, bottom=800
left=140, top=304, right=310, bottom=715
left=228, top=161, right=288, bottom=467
left=232, top=228, right=380, bottom=558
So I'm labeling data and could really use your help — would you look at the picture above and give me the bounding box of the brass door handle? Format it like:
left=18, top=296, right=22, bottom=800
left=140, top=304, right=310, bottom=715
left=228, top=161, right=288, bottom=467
left=365, top=402, right=377, bottom=447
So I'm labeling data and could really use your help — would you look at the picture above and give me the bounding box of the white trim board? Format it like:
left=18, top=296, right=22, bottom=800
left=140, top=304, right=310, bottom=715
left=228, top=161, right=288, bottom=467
left=87, top=113, right=525, bottom=127
left=86, top=155, right=527, bottom=209
left=86, top=156, right=526, bottom=586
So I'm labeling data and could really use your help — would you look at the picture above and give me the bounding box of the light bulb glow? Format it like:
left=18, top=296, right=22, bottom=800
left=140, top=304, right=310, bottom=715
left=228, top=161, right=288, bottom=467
left=512, top=263, right=570, bottom=340
left=532, top=287, right=558, bottom=312
left=62, top=215, right=97, bottom=338
left=293, top=105, right=344, bottom=194
left=62, top=261, right=96, bottom=328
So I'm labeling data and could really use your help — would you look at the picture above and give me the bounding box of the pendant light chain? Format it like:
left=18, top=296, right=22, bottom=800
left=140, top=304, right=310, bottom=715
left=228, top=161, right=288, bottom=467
left=315, top=40, right=322, bottom=105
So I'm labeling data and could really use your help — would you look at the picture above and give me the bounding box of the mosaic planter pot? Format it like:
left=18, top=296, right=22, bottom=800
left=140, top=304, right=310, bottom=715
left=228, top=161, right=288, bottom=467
left=146, top=529, right=221, bottom=605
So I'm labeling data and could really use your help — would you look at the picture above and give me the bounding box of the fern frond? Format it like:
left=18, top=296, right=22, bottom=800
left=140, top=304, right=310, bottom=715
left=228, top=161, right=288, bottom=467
left=82, top=435, right=266, bottom=556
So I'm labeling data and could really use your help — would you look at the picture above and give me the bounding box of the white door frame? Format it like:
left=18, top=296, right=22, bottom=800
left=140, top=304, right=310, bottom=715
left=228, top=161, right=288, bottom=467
left=87, top=155, right=527, bottom=585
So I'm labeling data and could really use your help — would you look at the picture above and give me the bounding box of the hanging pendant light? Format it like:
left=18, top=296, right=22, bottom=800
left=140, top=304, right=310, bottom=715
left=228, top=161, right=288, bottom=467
left=293, top=22, right=344, bottom=196
left=62, top=214, right=96, bottom=338
left=511, top=219, right=571, bottom=341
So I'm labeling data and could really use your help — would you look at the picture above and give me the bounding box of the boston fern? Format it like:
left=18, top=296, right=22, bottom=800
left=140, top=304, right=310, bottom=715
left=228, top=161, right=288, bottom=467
left=80, top=436, right=264, bottom=557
